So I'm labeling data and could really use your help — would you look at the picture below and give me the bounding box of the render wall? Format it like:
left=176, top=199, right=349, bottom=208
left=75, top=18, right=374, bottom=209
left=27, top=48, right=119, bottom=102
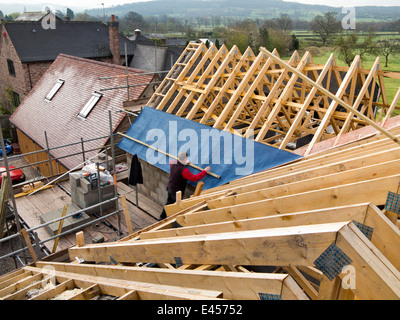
left=129, top=44, right=167, bottom=72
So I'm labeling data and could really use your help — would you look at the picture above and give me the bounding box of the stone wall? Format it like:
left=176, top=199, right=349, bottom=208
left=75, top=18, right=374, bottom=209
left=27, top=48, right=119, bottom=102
left=126, top=153, right=195, bottom=206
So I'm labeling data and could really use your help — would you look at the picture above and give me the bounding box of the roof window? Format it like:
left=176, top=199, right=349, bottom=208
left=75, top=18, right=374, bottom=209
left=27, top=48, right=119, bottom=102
left=45, top=79, right=64, bottom=101
left=78, top=92, right=102, bottom=119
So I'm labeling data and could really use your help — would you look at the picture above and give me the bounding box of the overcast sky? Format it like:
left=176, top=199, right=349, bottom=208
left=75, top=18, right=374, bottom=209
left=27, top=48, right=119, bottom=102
left=1, top=0, right=399, bottom=12
left=286, top=0, right=400, bottom=6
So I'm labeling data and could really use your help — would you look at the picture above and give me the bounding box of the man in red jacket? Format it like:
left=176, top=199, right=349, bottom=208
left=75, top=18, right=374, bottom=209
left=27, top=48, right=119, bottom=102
left=159, top=152, right=210, bottom=220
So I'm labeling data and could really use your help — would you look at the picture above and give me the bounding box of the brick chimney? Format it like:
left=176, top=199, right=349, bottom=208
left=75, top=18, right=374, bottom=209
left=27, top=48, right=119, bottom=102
left=108, top=15, right=121, bottom=65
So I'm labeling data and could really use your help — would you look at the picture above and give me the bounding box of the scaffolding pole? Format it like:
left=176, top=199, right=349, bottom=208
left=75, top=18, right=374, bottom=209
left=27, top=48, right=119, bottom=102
left=0, top=122, right=27, bottom=264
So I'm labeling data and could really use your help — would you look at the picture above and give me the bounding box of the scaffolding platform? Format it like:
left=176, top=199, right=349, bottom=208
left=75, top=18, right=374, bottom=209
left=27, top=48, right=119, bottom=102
left=39, top=203, right=90, bottom=236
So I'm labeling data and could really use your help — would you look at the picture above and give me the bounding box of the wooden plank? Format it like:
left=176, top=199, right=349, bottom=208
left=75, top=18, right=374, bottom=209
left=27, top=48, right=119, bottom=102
left=206, top=158, right=400, bottom=209
left=336, top=222, right=400, bottom=300
left=200, top=47, right=249, bottom=125
left=0, top=273, right=42, bottom=299
left=117, top=289, right=138, bottom=300
left=303, top=55, right=361, bottom=155
left=284, top=265, right=318, bottom=300
left=255, top=51, right=311, bottom=142
left=68, top=222, right=345, bottom=266
left=334, top=57, right=381, bottom=142
left=279, top=54, right=335, bottom=150
left=261, top=48, right=400, bottom=154
left=142, top=203, right=370, bottom=239
left=29, top=279, right=75, bottom=300
left=52, top=204, right=68, bottom=253
left=176, top=174, right=400, bottom=227
left=21, top=228, right=38, bottom=264
left=382, top=87, right=400, bottom=125
left=68, top=284, right=101, bottom=300
left=119, top=200, right=208, bottom=242
left=121, top=195, right=134, bottom=235
left=68, top=221, right=400, bottom=299
left=185, top=45, right=233, bottom=120
left=170, top=45, right=220, bottom=117
left=35, top=261, right=308, bottom=300
left=24, top=265, right=224, bottom=300
left=216, top=51, right=273, bottom=130
left=76, top=231, right=85, bottom=247
left=12, top=195, right=58, bottom=251
left=0, top=270, right=32, bottom=290
left=193, top=181, right=204, bottom=197
left=147, top=202, right=400, bottom=272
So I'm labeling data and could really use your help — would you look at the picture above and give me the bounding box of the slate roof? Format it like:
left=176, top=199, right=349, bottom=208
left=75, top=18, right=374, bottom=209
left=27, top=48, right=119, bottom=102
left=4, top=21, right=135, bottom=63
left=15, top=11, right=62, bottom=22
left=9, top=54, right=153, bottom=169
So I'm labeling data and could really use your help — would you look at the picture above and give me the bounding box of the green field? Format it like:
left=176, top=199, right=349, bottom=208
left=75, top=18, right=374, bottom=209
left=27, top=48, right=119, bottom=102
left=301, top=48, right=400, bottom=105
left=283, top=30, right=400, bottom=106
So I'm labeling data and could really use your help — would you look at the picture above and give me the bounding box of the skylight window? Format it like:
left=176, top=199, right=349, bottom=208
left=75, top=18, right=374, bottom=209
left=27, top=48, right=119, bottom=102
left=78, top=92, right=102, bottom=119
left=45, top=79, right=64, bottom=101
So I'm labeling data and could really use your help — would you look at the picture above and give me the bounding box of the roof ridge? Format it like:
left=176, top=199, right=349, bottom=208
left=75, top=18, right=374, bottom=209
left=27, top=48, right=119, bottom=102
left=5, top=20, right=107, bottom=26
left=57, top=53, right=150, bottom=74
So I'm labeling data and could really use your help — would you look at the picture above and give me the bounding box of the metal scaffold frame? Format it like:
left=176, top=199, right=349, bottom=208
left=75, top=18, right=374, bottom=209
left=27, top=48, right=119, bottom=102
left=0, top=111, right=122, bottom=269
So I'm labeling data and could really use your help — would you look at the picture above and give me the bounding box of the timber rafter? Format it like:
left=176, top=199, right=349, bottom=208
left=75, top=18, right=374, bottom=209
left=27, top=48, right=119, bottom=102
left=147, top=44, right=400, bottom=153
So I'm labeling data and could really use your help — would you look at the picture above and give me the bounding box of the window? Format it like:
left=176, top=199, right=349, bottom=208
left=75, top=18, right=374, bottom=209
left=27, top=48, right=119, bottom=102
left=7, top=59, right=15, bottom=76
left=78, top=92, right=102, bottom=119
left=45, top=79, right=64, bottom=101
left=12, top=91, right=20, bottom=107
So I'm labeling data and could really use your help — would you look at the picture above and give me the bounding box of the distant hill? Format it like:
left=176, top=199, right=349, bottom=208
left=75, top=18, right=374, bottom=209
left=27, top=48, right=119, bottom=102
left=0, top=2, right=89, bottom=15
left=85, top=0, right=400, bottom=21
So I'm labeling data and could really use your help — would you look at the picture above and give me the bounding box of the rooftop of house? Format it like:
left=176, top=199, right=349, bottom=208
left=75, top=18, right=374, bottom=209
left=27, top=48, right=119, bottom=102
left=14, top=11, right=62, bottom=22
left=9, top=54, right=154, bottom=169
left=3, top=21, right=135, bottom=63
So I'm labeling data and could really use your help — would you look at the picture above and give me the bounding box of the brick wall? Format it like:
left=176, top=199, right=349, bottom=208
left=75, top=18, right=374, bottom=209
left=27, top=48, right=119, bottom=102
left=108, top=15, right=121, bottom=65
left=0, top=25, right=28, bottom=112
left=22, top=61, right=53, bottom=91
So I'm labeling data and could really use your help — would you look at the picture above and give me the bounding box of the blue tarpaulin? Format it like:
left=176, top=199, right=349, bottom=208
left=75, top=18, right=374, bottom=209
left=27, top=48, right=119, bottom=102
left=117, top=107, right=302, bottom=190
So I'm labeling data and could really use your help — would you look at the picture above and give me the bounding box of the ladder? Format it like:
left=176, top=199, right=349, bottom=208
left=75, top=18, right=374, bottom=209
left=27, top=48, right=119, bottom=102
left=147, top=42, right=207, bottom=111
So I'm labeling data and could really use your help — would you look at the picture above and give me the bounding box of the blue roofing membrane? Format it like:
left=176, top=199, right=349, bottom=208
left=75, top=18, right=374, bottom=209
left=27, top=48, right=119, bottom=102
left=117, top=107, right=302, bottom=190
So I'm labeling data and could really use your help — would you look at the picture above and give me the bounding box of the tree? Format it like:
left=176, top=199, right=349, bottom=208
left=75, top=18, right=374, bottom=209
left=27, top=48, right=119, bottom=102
left=255, top=27, right=273, bottom=51
left=223, top=29, right=251, bottom=53
left=391, top=19, right=400, bottom=34
left=310, top=12, right=340, bottom=46
left=121, top=11, right=147, bottom=33
left=276, top=14, right=293, bottom=33
left=377, top=39, right=400, bottom=67
left=335, top=32, right=378, bottom=66
left=291, top=34, right=300, bottom=50
left=66, top=8, right=75, bottom=20
left=9, top=12, right=20, bottom=20
left=73, top=13, right=96, bottom=21
left=223, top=19, right=257, bottom=53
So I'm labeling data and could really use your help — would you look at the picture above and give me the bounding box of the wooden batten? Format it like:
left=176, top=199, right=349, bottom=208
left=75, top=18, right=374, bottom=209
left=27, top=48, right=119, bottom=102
left=16, top=129, right=68, bottom=177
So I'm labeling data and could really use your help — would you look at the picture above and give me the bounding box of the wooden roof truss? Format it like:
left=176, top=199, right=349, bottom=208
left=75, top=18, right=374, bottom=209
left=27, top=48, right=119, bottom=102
left=2, top=124, right=400, bottom=300
left=147, top=42, right=400, bottom=154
